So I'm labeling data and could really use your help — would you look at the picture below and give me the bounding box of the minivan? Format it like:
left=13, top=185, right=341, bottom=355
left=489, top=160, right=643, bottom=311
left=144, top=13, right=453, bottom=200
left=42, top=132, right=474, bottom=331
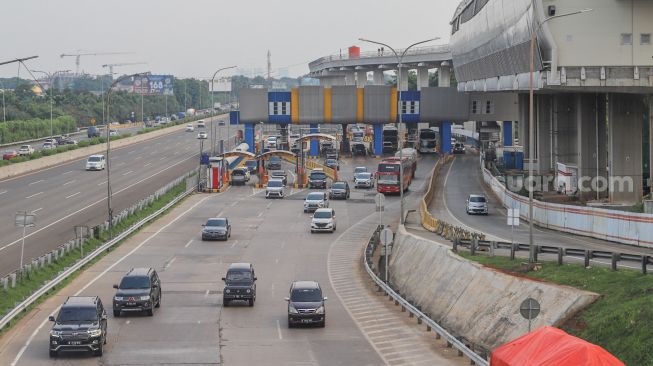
left=222, top=263, right=257, bottom=307
left=286, top=281, right=326, bottom=328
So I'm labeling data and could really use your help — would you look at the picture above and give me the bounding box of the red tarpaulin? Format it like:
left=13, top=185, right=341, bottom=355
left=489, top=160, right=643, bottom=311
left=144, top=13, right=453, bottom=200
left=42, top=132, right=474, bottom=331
left=491, top=326, right=624, bottom=366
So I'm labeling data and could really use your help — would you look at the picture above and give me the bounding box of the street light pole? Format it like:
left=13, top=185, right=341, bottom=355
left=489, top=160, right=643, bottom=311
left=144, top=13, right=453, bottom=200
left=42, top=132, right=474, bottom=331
left=359, top=37, right=440, bottom=224
left=211, top=66, right=237, bottom=155
left=0, top=79, right=6, bottom=123
left=32, top=69, right=70, bottom=138
left=527, top=7, right=591, bottom=263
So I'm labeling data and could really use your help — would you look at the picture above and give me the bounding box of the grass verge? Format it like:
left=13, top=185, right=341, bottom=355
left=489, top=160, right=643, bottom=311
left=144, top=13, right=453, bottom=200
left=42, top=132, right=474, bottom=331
left=0, top=179, right=188, bottom=336
left=458, top=253, right=653, bottom=366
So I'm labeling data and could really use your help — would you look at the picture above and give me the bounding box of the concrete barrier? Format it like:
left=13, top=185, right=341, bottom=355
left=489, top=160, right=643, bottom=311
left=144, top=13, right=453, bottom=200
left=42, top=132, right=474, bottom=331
left=0, top=123, right=188, bottom=181
left=389, top=225, right=598, bottom=351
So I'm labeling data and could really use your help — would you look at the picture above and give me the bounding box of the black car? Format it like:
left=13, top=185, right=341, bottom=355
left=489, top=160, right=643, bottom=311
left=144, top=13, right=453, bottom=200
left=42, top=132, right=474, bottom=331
left=286, top=281, right=326, bottom=328
left=112, top=267, right=162, bottom=317
left=329, top=181, right=350, bottom=199
left=453, top=142, right=466, bottom=154
left=267, top=156, right=282, bottom=170
left=351, top=143, right=367, bottom=156
left=308, top=170, right=328, bottom=189
left=222, top=263, right=257, bottom=307
left=244, top=159, right=258, bottom=173
left=269, top=170, right=288, bottom=185
left=202, top=217, right=232, bottom=241
left=49, top=296, right=108, bottom=357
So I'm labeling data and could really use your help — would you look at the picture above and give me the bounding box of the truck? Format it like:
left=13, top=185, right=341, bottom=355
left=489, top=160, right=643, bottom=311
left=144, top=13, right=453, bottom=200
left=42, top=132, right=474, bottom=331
left=556, top=162, right=578, bottom=196
left=382, top=126, right=398, bottom=154
left=186, top=108, right=196, bottom=117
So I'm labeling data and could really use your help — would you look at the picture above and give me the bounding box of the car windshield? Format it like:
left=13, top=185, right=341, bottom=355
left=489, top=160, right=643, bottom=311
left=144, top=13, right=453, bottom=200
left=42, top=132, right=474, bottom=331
left=470, top=196, right=487, bottom=203
left=4, top=150, right=14, bottom=154
left=291, top=288, right=323, bottom=302
left=326, top=159, right=336, bottom=164
left=226, top=271, right=252, bottom=282
left=310, top=173, right=326, bottom=180
left=354, top=167, right=367, bottom=173
left=245, top=161, right=257, bottom=167
left=332, top=182, right=346, bottom=189
left=119, top=276, right=151, bottom=289
left=267, top=180, right=283, bottom=188
left=313, top=211, right=332, bottom=219
left=306, top=193, right=324, bottom=201
left=378, top=174, right=399, bottom=184
left=356, top=173, right=371, bottom=180
left=88, top=156, right=102, bottom=162
left=269, top=157, right=280, bottom=162
left=271, top=171, right=284, bottom=176
left=57, top=307, right=98, bottom=322
left=206, top=219, right=227, bottom=227
left=20, top=145, right=29, bottom=149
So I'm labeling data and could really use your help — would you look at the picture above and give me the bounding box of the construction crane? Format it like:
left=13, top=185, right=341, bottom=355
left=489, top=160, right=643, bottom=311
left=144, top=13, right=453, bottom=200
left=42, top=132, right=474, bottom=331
left=60, top=51, right=134, bottom=74
left=102, top=62, right=148, bottom=76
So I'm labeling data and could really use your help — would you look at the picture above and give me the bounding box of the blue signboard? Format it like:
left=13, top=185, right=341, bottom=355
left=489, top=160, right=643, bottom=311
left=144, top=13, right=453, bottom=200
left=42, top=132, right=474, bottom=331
left=133, top=75, right=174, bottom=95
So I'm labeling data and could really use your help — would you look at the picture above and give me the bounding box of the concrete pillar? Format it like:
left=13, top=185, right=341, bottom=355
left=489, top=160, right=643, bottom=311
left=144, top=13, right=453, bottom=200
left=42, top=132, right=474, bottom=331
left=648, top=96, right=653, bottom=194
left=310, top=123, right=319, bottom=157
left=503, top=121, right=513, bottom=147
left=373, top=70, right=385, bottom=85
left=440, top=122, right=452, bottom=153
left=553, top=94, right=576, bottom=168
left=438, top=62, right=451, bottom=87
left=397, top=68, right=409, bottom=91
left=417, top=67, right=429, bottom=90
left=320, top=78, right=333, bottom=88
left=373, top=124, right=384, bottom=156
left=536, top=95, right=553, bottom=173
left=244, top=123, right=255, bottom=153
left=608, top=93, right=644, bottom=203
left=356, top=71, right=368, bottom=87
left=576, top=94, right=607, bottom=200
left=518, top=93, right=528, bottom=148
left=344, top=71, right=355, bottom=86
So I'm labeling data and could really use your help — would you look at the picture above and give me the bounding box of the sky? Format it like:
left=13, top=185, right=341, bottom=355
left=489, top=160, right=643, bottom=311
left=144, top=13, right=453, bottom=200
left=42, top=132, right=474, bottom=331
left=1, top=0, right=459, bottom=80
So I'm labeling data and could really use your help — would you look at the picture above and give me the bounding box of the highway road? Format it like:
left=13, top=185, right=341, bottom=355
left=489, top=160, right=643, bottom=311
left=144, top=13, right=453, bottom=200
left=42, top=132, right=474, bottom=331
left=0, top=154, right=467, bottom=365
left=0, top=117, right=232, bottom=277
left=431, top=153, right=653, bottom=257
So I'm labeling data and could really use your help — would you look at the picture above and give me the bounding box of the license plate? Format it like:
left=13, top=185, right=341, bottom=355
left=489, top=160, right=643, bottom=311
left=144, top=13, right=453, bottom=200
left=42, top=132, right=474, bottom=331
left=126, top=302, right=137, bottom=306
left=69, top=341, right=81, bottom=345
left=301, top=319, right=312, bottom=323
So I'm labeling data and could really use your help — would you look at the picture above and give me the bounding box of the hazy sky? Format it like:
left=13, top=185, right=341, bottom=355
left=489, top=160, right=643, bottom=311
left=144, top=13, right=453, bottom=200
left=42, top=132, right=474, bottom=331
left=2, top=0, right=459, bottom=79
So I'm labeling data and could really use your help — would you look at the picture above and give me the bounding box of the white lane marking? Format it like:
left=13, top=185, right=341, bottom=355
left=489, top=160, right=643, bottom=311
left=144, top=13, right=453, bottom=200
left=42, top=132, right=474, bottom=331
left=9, top=195, right=211, bottom=366
left=0, top=154, right=197, bottom=253
left=266, top=202, right=272, bottom=209
left=116, top=162, right=126, bottom=166
left=62, top=170, right=73, bottom=175
left=122, top=170, right=134, bottom=176
left=63, top=179, right=76, bottom=186
left=160, top=156, right=167, bottom=160
left=280, top=241, right=286, bottom=249
left=257, top=212, right=263, bottom=218
left=164, top=256, right=176, bottom=269
left=0, top=190, right=7, bottom=195
left=271, top=283, right=275, bottom=294
left=276, top=320, right=283, bottom=340
left=65, top=192, right=81, bottom=199
left=29, top=179, right=44, bottom=185
left=128, top=150, right=135, bottom=154
left=97, top=180, right=108, bottom=186
left=25, top=192, right=43, bottom=199
left=184, top=239, right=193, bottom=248
left=32, top=207, right=43, bottom=213
left=126, top=320, right=131, bottom=325
left=230, top=201, right=238, bottom=207
left=144, top=162, right=152, bottom=167
left=230, top=240, right=238, bottom=248
left=275, top=258, right=279, bottom=264
left=204, top=289, right=210, bottom=298
left=135, top=156, right=143, bottom=160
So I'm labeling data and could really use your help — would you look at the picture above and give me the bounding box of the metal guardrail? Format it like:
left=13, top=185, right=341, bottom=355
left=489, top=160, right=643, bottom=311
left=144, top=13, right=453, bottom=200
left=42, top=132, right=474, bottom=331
left=0, top=176, right=196, bottom=331
left=363, top=225, right=489, bottom=366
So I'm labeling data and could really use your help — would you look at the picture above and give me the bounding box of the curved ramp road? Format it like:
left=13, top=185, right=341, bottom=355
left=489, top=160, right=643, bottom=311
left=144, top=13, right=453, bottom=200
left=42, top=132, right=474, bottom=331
left=0, top=118, right=230, bottom=277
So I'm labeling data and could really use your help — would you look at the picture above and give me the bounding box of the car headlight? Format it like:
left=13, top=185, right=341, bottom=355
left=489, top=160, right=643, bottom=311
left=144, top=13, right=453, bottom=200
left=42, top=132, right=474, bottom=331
left=87, top=329, right=102, bottom=337
left=315, top=306, right=325, bottom=314
left=50, top=330, right=62, bottom=337
left=225, top=289, right=231, bottom=294
left=246, top=289, right=251, bottom=294
left=140, top=295, right=150, bottom=301
left=288, top=305, right=299, bottom=314
left=114, top=296, right=124, bottom=301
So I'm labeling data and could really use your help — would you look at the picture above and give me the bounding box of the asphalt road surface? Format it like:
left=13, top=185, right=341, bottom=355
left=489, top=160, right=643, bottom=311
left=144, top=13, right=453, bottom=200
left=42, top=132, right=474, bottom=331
left=0, top=154, right=467, bottom=365
left=0, top=117, right=233, bottom=277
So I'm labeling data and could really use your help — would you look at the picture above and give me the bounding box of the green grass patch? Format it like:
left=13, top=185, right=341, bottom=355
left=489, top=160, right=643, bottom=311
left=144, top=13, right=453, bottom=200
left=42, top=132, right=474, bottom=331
left=458, top=253, right=653, bottom=366
left=0, top=178, right=188, bottom=335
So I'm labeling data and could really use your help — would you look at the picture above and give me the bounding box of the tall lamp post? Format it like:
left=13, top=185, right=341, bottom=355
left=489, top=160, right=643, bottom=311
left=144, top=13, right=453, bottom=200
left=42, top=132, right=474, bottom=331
left=105, top=72, right=146, bottom=238
left=32, top=69, right=71, bottom=138
left=527, top=7, right=591, bottom=263
left=359, top=37, right=440, bottom=224
left=0, top=79, right=6, bottom=123
left=211, top=66, right=236, bottom=154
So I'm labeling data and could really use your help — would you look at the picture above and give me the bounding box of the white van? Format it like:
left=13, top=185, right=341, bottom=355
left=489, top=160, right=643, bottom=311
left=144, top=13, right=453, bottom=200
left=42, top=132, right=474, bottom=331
left=86, top=154, right=106, bottom=171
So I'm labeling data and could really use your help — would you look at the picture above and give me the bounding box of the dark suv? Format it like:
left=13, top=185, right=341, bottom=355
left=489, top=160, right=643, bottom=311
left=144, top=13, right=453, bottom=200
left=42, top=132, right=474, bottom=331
left=308, top=170, right=328, bottom=189
left=267, top=156, right=282, bottom=170
left=222, top=263, right=257, bottom=307
left=285, top=281, right=327, bottom=328
left=87, top=126, right=101, bottom=138
left=48, top=296, right=107, bottom=357
left=112, top=267, right=162, bottom=317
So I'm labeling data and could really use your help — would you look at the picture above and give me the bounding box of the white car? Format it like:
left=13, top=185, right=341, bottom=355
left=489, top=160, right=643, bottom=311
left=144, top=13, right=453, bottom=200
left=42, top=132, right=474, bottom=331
left=109, top=129, right=118, bottom=137
left=354, top=172, right=375, bottom=188
left=18, top=145, right=34, bottom=156
left=311, top=208, right=336, bottom=233
left=86, top=154, right=106, bottom=171
left=304, top=192, right=329, bottom=213
left=197, top=131, right=208, bottom=139
left=265, top=179, right=285, bottom=199
left=217, top=120, right=226, bottom=126
left=197, top=120, right=206, bottom=128
left=42, top=141, right=55, bottom=150
left=185, top=124, right=194, bottom=132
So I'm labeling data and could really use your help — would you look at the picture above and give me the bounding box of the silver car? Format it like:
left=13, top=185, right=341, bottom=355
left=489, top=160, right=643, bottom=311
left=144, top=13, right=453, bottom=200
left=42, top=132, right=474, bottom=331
left=265, top=179, right=285, bottom=199
left=354, top=172, right=374, bottom=188
left=304, top=192, right=329, bottom=213
left=466, top=194, right=488, bottom=215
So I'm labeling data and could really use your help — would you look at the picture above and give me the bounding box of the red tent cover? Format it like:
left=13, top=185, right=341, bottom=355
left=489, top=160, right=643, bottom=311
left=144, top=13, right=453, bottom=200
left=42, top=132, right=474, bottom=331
left=491, top=326, right=624, bottom=366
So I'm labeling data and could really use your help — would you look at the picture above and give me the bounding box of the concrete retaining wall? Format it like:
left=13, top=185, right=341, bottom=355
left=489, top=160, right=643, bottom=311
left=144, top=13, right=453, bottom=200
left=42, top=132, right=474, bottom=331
left=389, top=226, right=598, bottom=351
left=0, top=123, right=188, bottom=181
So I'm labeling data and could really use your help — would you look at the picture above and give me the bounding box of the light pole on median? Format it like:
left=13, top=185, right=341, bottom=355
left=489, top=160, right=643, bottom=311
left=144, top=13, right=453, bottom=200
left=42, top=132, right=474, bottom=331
left=527, top=7, right=591, bottom=263
left=359, top=37, right=440, bottom=224
left=32, top=69, right=71, bottom=138
left=105, top=72, right=147, bottom=239
left=211, top=66, right=237, bottom=154
left=0, top=79, right=6, bottom=123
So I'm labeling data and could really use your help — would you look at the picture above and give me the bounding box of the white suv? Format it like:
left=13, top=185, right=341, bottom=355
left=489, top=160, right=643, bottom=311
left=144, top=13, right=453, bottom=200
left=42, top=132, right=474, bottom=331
left=311, top=208, right=336, bottom=233
left=265, top=179, right=285, bottom=199
left=86, top=154, right=106, bottom=171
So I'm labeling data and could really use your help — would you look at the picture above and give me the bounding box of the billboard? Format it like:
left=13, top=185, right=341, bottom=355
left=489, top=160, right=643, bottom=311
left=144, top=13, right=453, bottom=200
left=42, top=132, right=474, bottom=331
left=209, top=77, right=232, bottom=92
left=133, top=75, right=174, bottom=95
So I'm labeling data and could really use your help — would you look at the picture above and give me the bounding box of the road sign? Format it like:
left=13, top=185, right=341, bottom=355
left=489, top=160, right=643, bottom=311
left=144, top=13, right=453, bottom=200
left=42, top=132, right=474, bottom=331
left=380, top=228, right=393, bottom=246
left=375, top=193, right=385, bottom=208
left=519, top=298, right=540, bottom=320
left=507, top=208, right=520, bottom=226
left=15, top=212, right=35, bottom=227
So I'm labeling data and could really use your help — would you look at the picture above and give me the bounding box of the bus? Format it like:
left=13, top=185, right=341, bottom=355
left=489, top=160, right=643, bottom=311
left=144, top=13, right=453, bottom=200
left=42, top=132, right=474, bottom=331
left=418, top=128, right=438, bottom=154
left=376, top=157, right=414, bottom=194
